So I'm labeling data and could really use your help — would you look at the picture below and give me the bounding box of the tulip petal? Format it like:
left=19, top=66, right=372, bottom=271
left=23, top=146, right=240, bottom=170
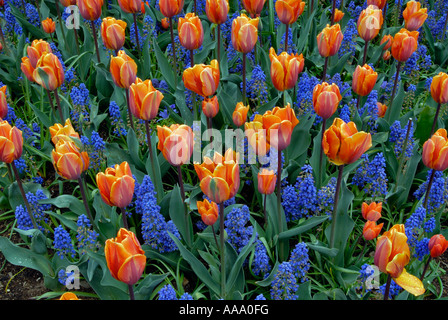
left=117, top=254, right=146, bottom=285
left=394, top=268, right=425, bottom=296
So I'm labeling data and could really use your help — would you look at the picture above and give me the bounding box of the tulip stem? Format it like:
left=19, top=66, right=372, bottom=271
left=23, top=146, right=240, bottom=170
left=217, top=24, right=221, bottom=63
left=355, top=95, right=361, bottom=110
left=383, top=274, right=392, bottom=300
left=211, top=224, right=219, bottom=250
left=71, top=7, right=80, bottom=55
left=120, top=207, right=129, bottom=230
left=219, top=202, right=226, bottom=299
left=423, top=169, right=436, bottom=210
left=318, top=118, right=326, bottom=189
left=330, top=0, right=337, bottom=25
left=10, top=162, right=38, bottom=230
left=53, top=90, right=64, bottom=123
left=329, top=164, right=344, bottom=248
left=177, top=165, right=190, bottom=245
left=386, top=61, right=401, bottom=123
left=169, top=17, right=178, bottom=76
left=128, top=284, right=135, bottom=300
left=145, top=120, right=159, bottom=202
left=362, top=40, right=369, bottom=65
left=125, top=89, right=135, bottom=131
left=263, top=193, right=268, bottom=227
left=242, top=53, right=247, bottom=105
left=322, top=57, right=328, bottom=82
left=133, top=13, right=140, bottom=54
left=420, top=256, right=432, bottom=281
left=46, top=89, right=57, bottom=119
left=55, top=0, right=67, bottom=52
left=78, top=177, right=94, bottom=225
left=284, top=23, right=289, bottom=52
left=90, top=20, right=101, bottom=64
left=430, top=103, right=441, bottom=136
left=277, top=149, right=286, bottom=260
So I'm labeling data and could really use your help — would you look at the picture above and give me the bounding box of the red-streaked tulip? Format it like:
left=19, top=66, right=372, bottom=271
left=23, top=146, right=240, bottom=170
left=27, top=39, right=52, bottom=68
left=422, top=128, right=448, bottom=171
left=161, top=17, right=170, bottom=29
left=21, top=57, right=35, bottom=82
left=241, top=0, right=266, bottom=18
left=428, top=234, right=448, bottom=258
left=182, top=60, right=220, bottom=97
left=117, top=0, right=141, bottom=13
left=110, top=50, right=138, bottom=89
left=157, top=124, right=194, bottom=166
left=159, top=0, right=184, bottom=18
left=380, top=34, right=393, bottom=51
left=363, top=220, right=383, bottom=241
left=367, top=0, right=387, bottom=9
left=317, top=23, right=343, bottom=58
left=77, top=0, right=104, bottom=21
left=0, top=86, right=7, bottom=119
left=333, top=9, right=344, bottom=23
left=244, top=120, right=270, bottom=157
left=32, top=52, right=65, bottom=91
left=382, top=50, right=391, bottom=61
left=362, top=201, right=382, bottom=221
left=178, top=13, right=204, bottom=51
left=352, top=64, right=378, bottom=97
left=403, top=0, right=428, bottom=31
left=391, top=28, right=419, bottom=62
left=275, top=0, right=305, bottom=25
left=129, top=78, right=164, bottom=121
left=105, top=228, right=146, bottom=286
left=257, top=168, right=277, bottom=195
left=232, top=102, right=249, bottom=127
left=231, top=13, right=259, bottom=54
left=313, top=82, right=342, bottom=119
left=197, top=198, right=219, bottom=225
left=42, top=17, right=56, bottom=34
left=430, top=72, right=448, bottom=104
left=49, top=118, right=80, bottom=145
left=202, top=95, right=219, bottom=118
left=0, top=120, right=23, bottom=163
left=51, top=139, right=89, bottom=180
left=357, top=5, right=383, bottom=42
left=205, top=0, right=229, bottom=25
left=101, top=17, right=127, bottom=52
left=269, top=47, right=304, bottom=91
left=96, top=161, right=135, bottom=208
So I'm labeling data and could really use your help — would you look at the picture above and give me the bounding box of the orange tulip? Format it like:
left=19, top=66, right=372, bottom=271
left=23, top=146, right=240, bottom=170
left=0, top=86, right=7, bottom=119
left=361, top=201, right=382, bottom=221
left=159, top=0, right=184, bottom=18
left=380, top=34, right=393, bottom=51
left=322, top=118, right=372, bottom=166
left=205, top=0, right=229, bottom=25
left=117, top=0, right=141, bottom=13
left=244, top=120, right=270, bottom=157
left=194, top=149, right=240, bottom=204
left=403, top=0, right=428, bottom=31
left=21, top=57, right=36, bottom=82
left=197, top=198, right=219, bottom=225
left=42, top=17, right=56, bottom=34
left=382, top=50, right=391, bottom=61
left=128, top=78, right=164, bottom=121
left=202, top=95, right=219, bottom=118
left=333, top=9, right=344, bottom=23
left=0, top=120, right=23, bottom=164
left=101, top=17, right=127, bottom=52
left=430, top=72, right=448, bottom=104
left=105, top=228, right=146, bottom=286
left=357, top=5, right=383, bottom=42
left=312, top=82, right=342, bottom=120
left=377, top=102, right=387, bottom=117
left=391, top=28, right=419, bottom=62
left=59, top=0, right=76, bottom=6
left=157, top=124, right=194, bottom=166
left=422, top=128, right=448, bottom=171
left=51, top=139, right=89, bottom=180
left=59, top=292, right=79, bottom=300
left=352, top=64, right=378, bottom=97
left=374, top=224, right=425, bottom=296
left=363, top=220, right=383, bottom=241
left=77, top=0, right=104, bottom=21
left=428, top=234, right=448, bottom=258
left=49, top=118, right=80, bottom=145
left=96, top=161, right=135, bottom=208
left=33, top=52, right=65, bottom=91
left=161, top=17, right=170, bottom=29
left=275, top=0, right=305, bottom=25
left=178, top=13, right=204, bottom=51
left=257, top=168, right=277, bottom=195
left=182, top=60, right=220, bottom=97
left=241, top=0, right=266, bottom=17
left=317, top=23, right=343, bottom=58
left=27, top=39, right=52, bottom=68
left=110, top=50, right=138, bottom=89
left=367, top=0, right=387, bottom=9
left=269, top=47, right=304, bottom=92
left=231, top=13, right=259, bottom=54
left=232, top=102, right=250, bottom=127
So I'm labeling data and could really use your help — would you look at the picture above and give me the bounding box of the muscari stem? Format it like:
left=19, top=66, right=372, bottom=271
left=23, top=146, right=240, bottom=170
left=430, top=103, right=441, bottom=136
left=329, top=164, right=344, bottom=248
left=11, top=162, right=38, bottom=230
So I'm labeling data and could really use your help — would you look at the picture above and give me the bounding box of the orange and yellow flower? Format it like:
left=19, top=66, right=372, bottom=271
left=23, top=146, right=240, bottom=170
left=317, top=23, right=343, bottom=58
left=77, top=0, right=104, bottom=21
left=101, top=17, right=127, bottom=52
left=430, top=72, right=448, bottom=104
left=0, top=86, right=7, bottom=119
left=428, top=234, right=448, bottom=258
left=26, top=39, right=52, bottom=69
left=178, top=13, right=204, bottom=51
left=202, top=95, right=220, bottom=118
left=49, top=118, right=80, bottom=145
left=182, top=60, right=220, bottom=97
left=357, top=5, right=383, bottom=42
left=422, top=128, right=448, bottom=172
left=96, top=161, right=135, bottom=208
left=313, top=82, right=342, bottom=120
left=128, top=78, right=164, bottom=121
left=361, top=201, right=382, bottom=221
left=363, top=220, right=383, bottom=241
left=0, top=120, right=23, bottom=164
left=269, top=47, right=304, bottom=92
left=51, top=139, right=89, bottom=180
left=257, top=168, right=277, bottom=195
left=244, top=121, right=270, bottom=157
left=232, top=102, right=250, bottom=127
left=275, top=0, right=305, bottom=25
left=205, top=0, right=229, bottom=25
left=241, top=0, right=266, bottom=18
left=157, top=124, right=194, bottom=166
left=391, top=28, right=419, bottom=62
left=352, top=64, right=378, bottom=97
left=366, top=0, right=387, bottom=9
left=42, top=17, right=56, bottom=34
left=197, top=198, right=219, bottom=226
left=117, top=0, right=141, bottom=13
left=32, top=52, right=65, bottom=91
left=403, top=0, right=428, bottom=31
left=159, top=0, right=184, bottom=18
left=231, top=13, right=259, bottom=54
left=380, top=34, right=393, bottom=51
left=377, top=102, right=387, bottom=117
left=333, top=9, right=344, bottom=23
left=59, top=292, right=79, bottom=300
left=110, top=50, right=138, bottom=89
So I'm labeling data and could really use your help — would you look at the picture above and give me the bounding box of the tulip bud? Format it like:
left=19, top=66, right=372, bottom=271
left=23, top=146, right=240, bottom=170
left=403, top=0, right=428, bottom=31
left=42, top=17, right=56, bottom=34
left=269, top=47, right=304, bottom=92
left=380, top=34, right=393, bottom=51
left=96, top=161, right=135, bottom=208
left=363, top=220, right=383, bottom=241
left=333, top=9, right=344, bottom=23
left=430, top=72, right=448, bottom=104
left=361, top=201, right=382, bottom=221
left=159, top=0, right=184, bottom=18
left=205, top=0, right=229, bottom=25
left=0, top=86, right=8, bottom=119
left=352, top=64, right=378, bottom=97
left=0, top=120, right=23, bottom=164
left=232, top=102, right=249, bottom=127
left=422, top=128, right=448, bottom=171
left=157, top=124, right=194, bottom=166
left=317, top=23, right=343, bottom=58
left=129, top=78, right=164, bottom=121
left=117, top=0, right=141, bottom=13
left=77, top=0, right=104, bottom=21
left=377, top=102, right=387, bottom=117
left=275, top=0, right=305, bottom=25
left=202, top=95, right=219, bottom=118
left=428, top=234, right=448, bottom=258
left=313, top=82, right=342, bottom=120
left=101, top=17, right=127, bottom=52
left=257, top=168, right=277, bottom=195
left=110, top=50, right=138, bottom=89
left=161, top=17, right=170, bottom=29
left=51, top=139, right=89, bottom=180
left=178, top=13, right=204, bottom=51
left=197, top=198, right=219, bottom=225
left=357, top=5, right=383, bottom=42
left=391, top=28, right=419, bottom=62
left=231, top=14, right=259, bottom=54
left=33, top=52, right=65, bottom=91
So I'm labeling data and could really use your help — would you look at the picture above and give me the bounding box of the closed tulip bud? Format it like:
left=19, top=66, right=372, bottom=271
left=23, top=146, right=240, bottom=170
left=275, top=0, right=305, bottom=25
left=352, top=64, right=378, bottom=97
left=105, top=228, right=146, bottom=286
left=21, top=57, right=35, bottom=82
left=422, top=128, right=448, bottom=171
left=42, top=17, right=56, bottom=34
left=428, top=234, right=448, bottom=258
left=157, top=124, right=194, bottom=166
left=361, top=201, right=382, bottom=221
left=313, top=82, right=342, bottom=119
left=197, top=198, right=219, bottom=225
left=430, top=72, right=448, bottom=104
left=117, top=0, right=141, bottom=13
left=382, top=50, right=391, bottom=61
left=367, top=0, right=387, bottom=9
left=357, top=5, right=383, bottom=42
left=96, top=161, right=135, bottom=208
left=161, top=17, right=170, bottom=29
left=269, top=47, right=304, bottom=92
left=110, top=50, right=138, bottom=89
left=0, top=120, right=23, bottom=163
left=59, top=0, right=77, bottom=6
left=129, top=78, right=164, bottom=121
left=0, top=86, right=7, bottom=119
left=159, top=0, right=184, bottom=18
left=403, top=0, right=428, bottom=31
left=232, top=102, right=250, bottom=127
left=101, top=17, right=127, bottom=52
left=51, top=139, right=89, bottom=180
left=317, top=23, right=343, bottom=58
left=178, top=13, right=204, bottom=51
left=205, top=0, right=229, bottom=25
left=333, top=9, right=344, bottom=22
left=231, top=14, right=259, bottom=54
left=380, top=34, right=393, bottom=51
left=59, top=292, right=79, bottom=300
left=377, top=102, right=387, bottom=117
left=33, top=52, right=65, bottom=91
left=202, top=95, right=219, bottom=118
left=322, top=118, right=372, bottom=166
left=257, top=168, right=277, bottom=194
left=363, top=220, right=383, bottom=241
left=242, top=0, right=266, bottom=17
left=27, top=39, right=52, bottom=68
left=391, top=28, right=419, bottom=62
left=49, top=118, right=80, bottom=145
left=77, top=0, right=104, bottom=21
left=183, top=60, right=220, bottom=97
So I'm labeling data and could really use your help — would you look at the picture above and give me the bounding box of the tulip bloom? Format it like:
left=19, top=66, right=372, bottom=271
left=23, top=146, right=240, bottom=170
left=110, top=50, right=138, bottom=89
left=312, top=82, right=342, bottom=120
left=32, top=52, right=65, bottom=91
left=197, top=198, right=219, bottom=226
left=194, top=149, right=240, bottom=204
left=374, top=224, right=425, bottom=296
left=244, top=121, right=270, bottom=157
left=105, top=228, right=146, bottom=286
left=403, top=0, right=428, bottom=31
left=377, top=102, right=387, bottom=117
left=380, top=34, right=393, bottom=51
left=275, top=0, right=305, bottom=25
left=101, top=17, right=127, bottom=52
left=361, top=201, right=382, bottom=221
left=422, top=128, right=448, bottom=171
left=352, top=64, right=378, bottom=97
left=159, top=0, right=184, bottom=18
left=42, top=17, right=56, bottom=34
left=60, top=0, right=77, bottom=6
left=357, top=5, right=383, bottom=42
left=241, top=0, right=266, bottom=18
left=269, top=47, right=304, bottom=92
left=258, top=168, right=277, bottom=195
left=333, top=9, right=344, bottom=23
left=232, top=102, right=250, bottom=127
left=77, top=0, right=104, bottom=21
left=202, top=96, right=219, bottom=118
left=178, top=13, right=204, bottom=51
left=96, top=161, right=135, bottom=209
left=0, top=86, right=7, bottom=119
left=0, top=120, right=23, bottom=164
left=21, top=57, right=36, bottom=82
left=157, top=124, right=194, bottom=166
left=128, top=79, right=164, bottom=121
left=428, top=234, right=448, bottom=258
left=430, top=72, right=448, bottom=104
left=182, top=60, right=220, bottom=97
left=27, top=39, right=52, bottom=69
left=322, top=118, right=372, bottom=166
left=59, top=292, right=79, bottom=300
left=363, top=220, right=383, bottom=241
left=117, top=0, right=141, bottom=13
left=231, top=14, right=259, bottom=54
left=317, top=24, right=343, bottom=58
left=391, top=28, right=419, bottom=62
left=49, top=118, right=80, bottom=145
left=51, top=139, right=89, bottom=180
left=382, top=50, right=391, bottom=61
left=205, top=0, right=229, bottom=25
left=367, top=0, right=387, bottom=9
